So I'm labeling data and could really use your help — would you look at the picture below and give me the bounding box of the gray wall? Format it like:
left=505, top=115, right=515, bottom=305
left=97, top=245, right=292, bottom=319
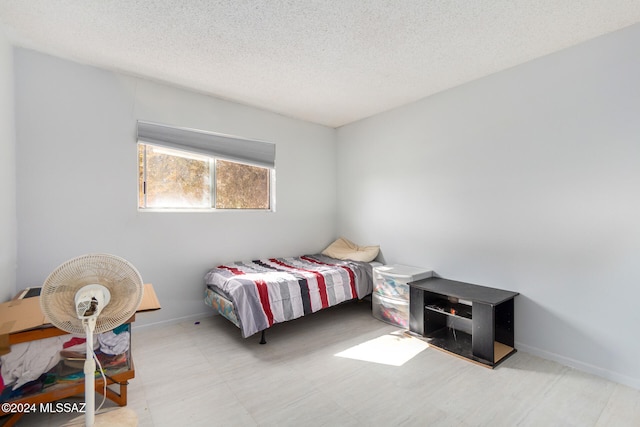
left=336, top=23, right=640, bottom=389
left=0, top=26, right=16, bottom=302
left=14, top=49, right=337, bottom=326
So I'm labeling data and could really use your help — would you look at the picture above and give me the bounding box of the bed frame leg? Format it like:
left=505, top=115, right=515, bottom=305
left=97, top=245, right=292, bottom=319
left=259, top=330, right=267, bottom=345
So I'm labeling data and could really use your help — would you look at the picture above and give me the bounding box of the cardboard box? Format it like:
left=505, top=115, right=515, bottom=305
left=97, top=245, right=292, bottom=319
left=139, top=283, right=161, bottom=312
left=0, top=283, right=161, bottom=336
left=0, top=297, right=47, bottom=337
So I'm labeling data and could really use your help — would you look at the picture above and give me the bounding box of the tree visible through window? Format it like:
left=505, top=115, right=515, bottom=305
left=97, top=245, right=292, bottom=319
left=215, top=159, right=270, bottom=209
left=138, top=144, right=271, bottom=210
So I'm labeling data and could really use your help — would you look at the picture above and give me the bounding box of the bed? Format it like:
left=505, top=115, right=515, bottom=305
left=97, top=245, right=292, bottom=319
left=204, top=240, right=379, bottom=343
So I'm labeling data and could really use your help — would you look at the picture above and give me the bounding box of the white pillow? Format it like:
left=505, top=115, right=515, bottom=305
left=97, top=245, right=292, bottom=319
left=321, top=237, right=380, bottom=262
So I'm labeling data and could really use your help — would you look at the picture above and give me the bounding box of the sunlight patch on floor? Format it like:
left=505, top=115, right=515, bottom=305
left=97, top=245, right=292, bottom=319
left=334, top=332, right=429, bottom=366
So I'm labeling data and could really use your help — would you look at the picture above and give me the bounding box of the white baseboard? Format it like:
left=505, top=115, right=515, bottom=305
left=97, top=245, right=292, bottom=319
left=131, top=311, right=214, bottom=331
left=516, top=341, right=640, bottom=391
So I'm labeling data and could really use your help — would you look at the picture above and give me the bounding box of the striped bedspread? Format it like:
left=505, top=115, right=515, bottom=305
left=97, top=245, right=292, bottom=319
left=204, top=254, right=373, bottom=338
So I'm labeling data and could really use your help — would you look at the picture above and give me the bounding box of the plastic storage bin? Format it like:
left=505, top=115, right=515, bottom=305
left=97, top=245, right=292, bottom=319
left=372, top=264, right=433, bottom=328
left=373, top=264, right=433, bottom=299
left=372, top=293, right=410, bottom=328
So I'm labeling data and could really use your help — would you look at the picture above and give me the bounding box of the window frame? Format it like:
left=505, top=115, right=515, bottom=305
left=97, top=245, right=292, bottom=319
left=138, top=142, right=275, bottom=212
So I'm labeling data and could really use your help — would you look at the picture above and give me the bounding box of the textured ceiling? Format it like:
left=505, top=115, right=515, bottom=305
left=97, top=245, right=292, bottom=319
left=1, top=1, right=639, bottom=127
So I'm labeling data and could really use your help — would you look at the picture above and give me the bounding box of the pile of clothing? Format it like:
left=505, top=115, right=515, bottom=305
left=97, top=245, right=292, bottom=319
left=0, top=325, right=130, bottom=400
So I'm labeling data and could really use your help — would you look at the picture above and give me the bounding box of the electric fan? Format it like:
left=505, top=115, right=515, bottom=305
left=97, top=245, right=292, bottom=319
left=41, top=253, right=144, bottom=426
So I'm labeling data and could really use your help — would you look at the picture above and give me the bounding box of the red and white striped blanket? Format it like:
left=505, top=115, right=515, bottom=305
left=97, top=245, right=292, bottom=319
left=204, top=254, right=373, bottom=338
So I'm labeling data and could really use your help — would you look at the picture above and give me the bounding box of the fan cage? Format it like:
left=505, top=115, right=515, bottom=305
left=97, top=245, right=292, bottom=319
left=41, top=254, right=144, bottom=334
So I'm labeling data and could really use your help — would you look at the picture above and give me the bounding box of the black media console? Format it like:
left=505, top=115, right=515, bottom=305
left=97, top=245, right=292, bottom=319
left=409, top=277, right=519, bottom=368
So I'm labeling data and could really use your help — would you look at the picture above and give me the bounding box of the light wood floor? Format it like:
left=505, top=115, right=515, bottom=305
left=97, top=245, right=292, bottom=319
left=13, top=300, right=640, bottom=426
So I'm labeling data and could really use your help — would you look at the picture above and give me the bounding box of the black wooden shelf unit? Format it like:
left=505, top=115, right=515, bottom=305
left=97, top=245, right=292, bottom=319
left=409, top=277, right=519, bottom=368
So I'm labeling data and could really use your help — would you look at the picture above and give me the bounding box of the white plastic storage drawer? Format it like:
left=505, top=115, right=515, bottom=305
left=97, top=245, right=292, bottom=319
left=373, top=264, right=433, bottom=299
left=372, top=293, right=410, bottom=328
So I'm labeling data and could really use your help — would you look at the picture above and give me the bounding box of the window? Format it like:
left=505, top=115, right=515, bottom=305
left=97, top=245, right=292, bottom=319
left=137, top=122, right=274, bottom=211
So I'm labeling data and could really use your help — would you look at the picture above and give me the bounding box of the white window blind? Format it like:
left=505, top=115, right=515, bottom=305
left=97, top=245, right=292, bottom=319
left=136, top=121, right=275, bottom=169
